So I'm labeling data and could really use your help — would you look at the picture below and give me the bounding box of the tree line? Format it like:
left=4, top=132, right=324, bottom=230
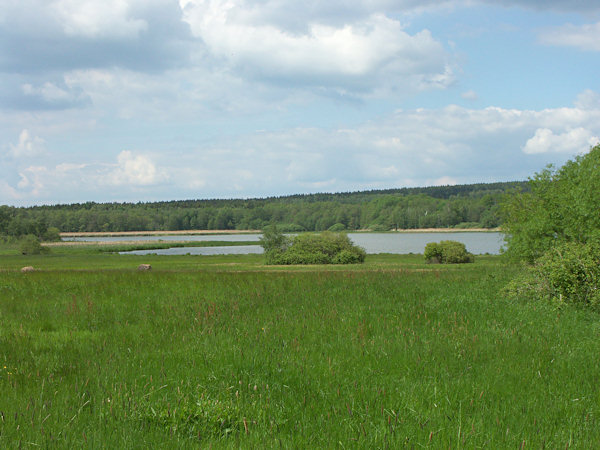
left=503, top=144, right=600, bottom=308
left=0, top=181, right=525, bottom=237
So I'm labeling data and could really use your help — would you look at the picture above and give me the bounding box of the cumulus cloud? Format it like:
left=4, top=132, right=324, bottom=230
left=180, top=0, right=453, bottom=94
left=51, top=0, right=148, bottom=38
left=538, top=21, right=600, bottom=51
left=575, top=90, right=600, bottom=110
left=9, top=129, right=46, bottom=157
left=17, top=166, right=48, bottom=195
left=2, top=93, right=599, bottom=204
left=105, top=150, right=165, bottom=186
left=0, top=0, right=192, bottom=74
left=152, top=97, right=599, bottom=197
left=20, top=80, right=91, bottom=109
left=522, top=128, right=599, bottom=154
left=0, top=180, right=22, bottom=201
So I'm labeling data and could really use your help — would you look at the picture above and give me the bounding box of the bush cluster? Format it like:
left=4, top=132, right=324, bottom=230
left=501, top=145, right=600, bottom=308
left=505, top=240, right=600, bottom=308
left=424, top=240, right=474, bottom=264
left=19, top=234, right=49, bottom=255
left=260, top=227, right=366, bottom=265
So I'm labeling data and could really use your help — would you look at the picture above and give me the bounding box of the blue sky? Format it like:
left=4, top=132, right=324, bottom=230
left=1, top=0, right=599, bottom=206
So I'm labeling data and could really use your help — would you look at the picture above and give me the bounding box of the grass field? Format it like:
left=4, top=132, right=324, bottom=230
left=1, top=249, right=599, bottom=448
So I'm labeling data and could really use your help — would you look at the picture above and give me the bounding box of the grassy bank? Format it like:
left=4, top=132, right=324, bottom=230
left=1, top=253, right=599, bottom=447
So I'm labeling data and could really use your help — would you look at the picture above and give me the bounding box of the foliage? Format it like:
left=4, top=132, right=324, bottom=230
left=424, top=240, right=474, bottom=264
left=19, top=234, right=48, bottom=255
left=504, top=240, right=600, bottom=308
left=328, top=222, right=346, bottom=232
left=501, top=145, right=600, bottom=263
left=0, top=181, right=523, bottom=235
left=259, top=225, right=291, bottom=264
left=275, top=223, right=305, bottom=232
left=42, top=226, right=61, bottom=242
left=263, top=231, right=366, bottom=265
left=500, top=145, right=600, bottom=308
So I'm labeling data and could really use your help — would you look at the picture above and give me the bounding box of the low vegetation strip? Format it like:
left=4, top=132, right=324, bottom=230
left=59, top=230, right=262, bottom=237
left=1, top=254, right=599, bottom=447
left=43, top=240, right=258, bottom=251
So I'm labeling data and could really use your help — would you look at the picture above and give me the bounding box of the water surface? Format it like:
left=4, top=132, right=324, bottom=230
left=110, top=231, right=504, bottom=256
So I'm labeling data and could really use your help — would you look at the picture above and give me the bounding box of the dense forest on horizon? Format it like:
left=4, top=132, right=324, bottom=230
left=0, top=181, right=526, bottom=236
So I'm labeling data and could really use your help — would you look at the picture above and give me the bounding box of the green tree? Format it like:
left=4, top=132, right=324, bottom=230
left=501, top=144, right=600, bottom=262
left=259, top=225, right=290, bottom=263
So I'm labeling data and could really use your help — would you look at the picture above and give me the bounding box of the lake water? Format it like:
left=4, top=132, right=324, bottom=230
left=65, top=231, right=504, bottom=256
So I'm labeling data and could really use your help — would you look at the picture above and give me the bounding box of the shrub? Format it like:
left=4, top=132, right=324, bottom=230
left=328, top=223, right=346, bottom=232
left=19, top=234, right=48, bottom=255
left=424, top=240, right=473, bottom=264
left=504, top=241, right=600, bottom=308
left=42, top=226, right=61, bottom=242
left=500, top=145, right=600, bottom=308
left=332, top=249, right=366, bottom=264
left=276, top=223, right=306, bottom=232
left=262, top=230, right=366, bottom=265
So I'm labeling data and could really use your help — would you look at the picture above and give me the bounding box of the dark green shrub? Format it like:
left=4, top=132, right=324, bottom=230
left=424, top=242, right=442, bottom=263
left=500, top=145, right=600, bottom=308
left=328, top=223, right=346, bottom=232
left=276, top=223, right=306, bottom=232
left=424, top=240, right=473, bottom=264
left=333, top=249, right=365, bottom=264
left=505, top=241, right=600, bottom=308
left=262, top=231, right=366, bottom=265
left=19, top=234, right=48, bottom=255
left=42, top=226, right=61, bottom=242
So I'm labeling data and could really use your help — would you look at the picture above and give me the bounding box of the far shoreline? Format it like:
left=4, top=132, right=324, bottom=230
left=60, top=228, right=501, bottom=238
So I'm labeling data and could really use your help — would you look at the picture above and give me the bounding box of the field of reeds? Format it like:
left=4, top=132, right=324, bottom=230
left=1, top=251, right=600, bottom=448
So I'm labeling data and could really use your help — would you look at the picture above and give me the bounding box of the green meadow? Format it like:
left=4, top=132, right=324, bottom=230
left=1, top=248, right=600, bottom=448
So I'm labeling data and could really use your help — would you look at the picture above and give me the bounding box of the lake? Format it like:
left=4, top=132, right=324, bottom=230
left=64, top=231, right=504, bottom=256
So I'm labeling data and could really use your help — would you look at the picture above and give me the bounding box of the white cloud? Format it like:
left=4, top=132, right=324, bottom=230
left=461, top=90, right=478, bottom=100
left=575, top=89, right=600, bottom=110
left=21, top=81, right=89, bottom=108
left=2, top=91, right=599, bottom=204
left=105, top=150, right=165, bottom=186
left=51, top=0, right=148, bottom=38
left=538, top=21, right=600, bottom=51
left=0, top=180, right=22, bottom=200
left=17, top=166, right=47, bottom=195
left=180, top=0, right=452, bottom=93
left=522, top=128, right=599, bottom=154
left=9, top=129, right=46, bottom=157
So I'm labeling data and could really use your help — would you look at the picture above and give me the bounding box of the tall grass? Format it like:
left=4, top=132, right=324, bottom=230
left=1, top=256, right=599, bottom=447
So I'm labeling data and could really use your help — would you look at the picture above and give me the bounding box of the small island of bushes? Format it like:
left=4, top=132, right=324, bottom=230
left=260, top=226, right=366, bottom=265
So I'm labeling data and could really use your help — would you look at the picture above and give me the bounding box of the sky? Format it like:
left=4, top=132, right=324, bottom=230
left=1, top=0, right=599, bottom=206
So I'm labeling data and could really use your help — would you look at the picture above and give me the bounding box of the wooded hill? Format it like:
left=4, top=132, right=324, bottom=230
left=0, top=181, right=526, bottom=236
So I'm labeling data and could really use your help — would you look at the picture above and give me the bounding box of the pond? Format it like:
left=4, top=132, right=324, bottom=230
left=74, top=231, right=505, bottom=256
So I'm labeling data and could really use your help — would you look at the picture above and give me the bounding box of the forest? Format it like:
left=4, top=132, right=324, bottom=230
left=0, top=181, right=525, bottom=237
